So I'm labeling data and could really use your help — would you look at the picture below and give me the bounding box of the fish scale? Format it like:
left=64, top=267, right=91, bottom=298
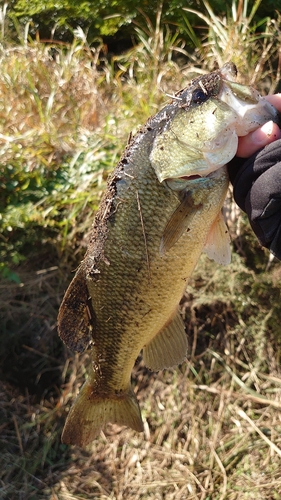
left=58, top=62, right=280, bottom=447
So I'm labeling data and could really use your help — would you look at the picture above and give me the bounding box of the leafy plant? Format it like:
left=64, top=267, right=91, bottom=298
left=182, top=0, right=281, bottom=91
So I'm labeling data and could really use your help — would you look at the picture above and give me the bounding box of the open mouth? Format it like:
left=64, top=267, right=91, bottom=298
left=179, top=167, right=225, bottom=182
left=180, top=174, right=202, bottom=180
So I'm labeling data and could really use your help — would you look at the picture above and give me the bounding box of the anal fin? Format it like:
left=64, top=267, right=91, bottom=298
left=203, top=211, right=231, bottom=265
left=142, top=310, right=187, bottom=371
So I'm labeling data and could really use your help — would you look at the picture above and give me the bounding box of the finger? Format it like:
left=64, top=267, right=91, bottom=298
left=264, top=93, right=281, bottom=112
left=237, top=121, right=281, bottom=158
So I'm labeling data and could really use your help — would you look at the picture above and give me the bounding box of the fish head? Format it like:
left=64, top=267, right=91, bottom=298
left=150, top=62, right=280, bottom=184
left=218, top=62, right=280, bottom=135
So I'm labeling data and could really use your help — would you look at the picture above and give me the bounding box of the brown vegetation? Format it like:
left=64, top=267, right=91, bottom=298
left=1, top=4, right=281, bottom=499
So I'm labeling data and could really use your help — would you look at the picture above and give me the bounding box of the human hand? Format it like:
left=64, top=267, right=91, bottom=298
left=228, top=94, right=281, bottom=259
left=236, top=94, right=281, bottom=157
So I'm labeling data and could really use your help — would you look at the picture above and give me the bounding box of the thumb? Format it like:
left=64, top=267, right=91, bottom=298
left=237, top=121, right=281, bottom=158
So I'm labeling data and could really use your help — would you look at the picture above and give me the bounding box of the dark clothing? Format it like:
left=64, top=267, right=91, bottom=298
left=227, top=139, right=281, bottom=259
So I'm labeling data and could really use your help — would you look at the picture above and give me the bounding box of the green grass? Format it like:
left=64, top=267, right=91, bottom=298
left=1, top=5, right=281, bottom=499
left=182, top=0, right=281, bottom=92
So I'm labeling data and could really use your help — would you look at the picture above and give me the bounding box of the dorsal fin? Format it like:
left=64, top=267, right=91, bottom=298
left=57, top=266, right=94, bottom=352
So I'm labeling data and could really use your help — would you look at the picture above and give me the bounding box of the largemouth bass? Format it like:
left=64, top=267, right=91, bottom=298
left=58, top=62, right=279, bottom=447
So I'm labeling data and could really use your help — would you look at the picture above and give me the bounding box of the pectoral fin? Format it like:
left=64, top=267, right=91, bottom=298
left=203, top=211, right=231, bottom=265
left=160, top=193, right=201, bottom=254
left=142, top=310, right=187, bottom=371
left=57, top=266, right=94, bottom=352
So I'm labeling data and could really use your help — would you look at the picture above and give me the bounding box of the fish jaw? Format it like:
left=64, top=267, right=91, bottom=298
left=150, top=98, right=240, bottom=182
left=150, top=63, right=280, bottom=183
left=216, top=62, right=280, bottom=133
left=218, top=80, right=280, bottom=135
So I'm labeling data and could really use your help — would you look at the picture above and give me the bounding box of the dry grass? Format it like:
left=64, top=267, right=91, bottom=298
left=0, top=41, right=104, bottom=165
left=1, top=9, right=281, bottom=499
left=1, top=250, right=281, bottom=500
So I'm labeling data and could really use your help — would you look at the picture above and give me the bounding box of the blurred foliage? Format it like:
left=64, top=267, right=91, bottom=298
left=5, top=0, right=281, bottom=45
left=0, top=37, right=119, bottom=283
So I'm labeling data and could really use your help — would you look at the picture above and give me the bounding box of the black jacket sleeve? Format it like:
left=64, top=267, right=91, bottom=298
left=227, top=139, right=281, bottom=260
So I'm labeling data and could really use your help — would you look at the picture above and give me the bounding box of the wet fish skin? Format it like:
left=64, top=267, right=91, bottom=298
left=58, top=63, right=279, bottom=447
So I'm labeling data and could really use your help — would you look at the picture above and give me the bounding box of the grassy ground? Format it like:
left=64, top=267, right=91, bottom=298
left=2, top=249, right=281, bottom=499
left=1, top=6, right=281, bottom=499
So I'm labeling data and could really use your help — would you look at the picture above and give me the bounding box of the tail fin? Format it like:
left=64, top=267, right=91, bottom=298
left=62, top=378, right=144, bottom=447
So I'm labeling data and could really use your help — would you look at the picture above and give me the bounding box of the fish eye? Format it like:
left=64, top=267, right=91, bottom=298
left=191, top=88, right=209, bottom=104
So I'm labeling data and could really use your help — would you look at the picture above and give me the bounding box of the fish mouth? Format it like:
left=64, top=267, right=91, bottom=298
left=166, top=168, right=225, bottom=191
left=180, top=174, right=202, bottom=180
left=179, top=168, right=224, bottom=181
left=152, top=61, right=280, bottom=187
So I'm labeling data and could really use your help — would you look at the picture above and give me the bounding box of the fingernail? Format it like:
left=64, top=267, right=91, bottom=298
left=260, top=120, right=274, bottom=136
left=252, top=121, right=274, bottom=143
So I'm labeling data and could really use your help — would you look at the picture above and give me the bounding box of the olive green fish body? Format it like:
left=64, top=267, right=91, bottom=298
left=59, top=115, right=229, bottom=446
left=83, top=136, right=229, bottom=389
left=58, top=63, right=280, bottom=447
